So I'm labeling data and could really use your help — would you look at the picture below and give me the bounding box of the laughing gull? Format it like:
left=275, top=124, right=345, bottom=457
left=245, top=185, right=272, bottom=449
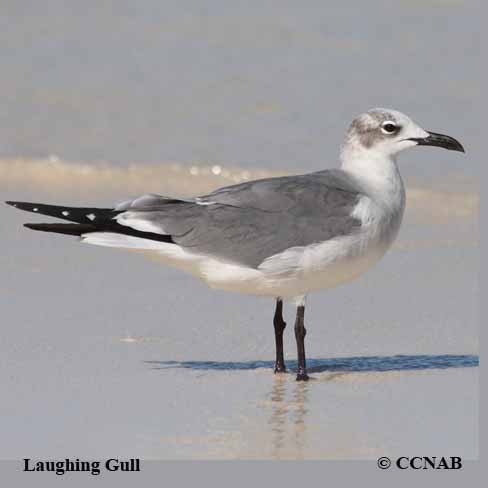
left=6, top=108, right=464, bottom=380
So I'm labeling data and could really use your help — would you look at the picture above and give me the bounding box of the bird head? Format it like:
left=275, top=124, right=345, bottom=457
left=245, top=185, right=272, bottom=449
left=341, top=108, right=465, bottom=163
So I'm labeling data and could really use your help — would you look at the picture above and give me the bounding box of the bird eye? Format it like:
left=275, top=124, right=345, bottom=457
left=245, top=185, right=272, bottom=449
left=381, top=122, right=398, bottom=134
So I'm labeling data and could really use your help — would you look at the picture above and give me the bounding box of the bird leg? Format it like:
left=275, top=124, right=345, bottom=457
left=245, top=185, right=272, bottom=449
left=294, top=305, right=309, bottom=381
left=273, top=298, right=287, bottom=373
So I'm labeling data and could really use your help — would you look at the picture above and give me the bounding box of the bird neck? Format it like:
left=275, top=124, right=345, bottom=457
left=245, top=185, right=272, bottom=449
left=340, top=149, right=405, bottom=212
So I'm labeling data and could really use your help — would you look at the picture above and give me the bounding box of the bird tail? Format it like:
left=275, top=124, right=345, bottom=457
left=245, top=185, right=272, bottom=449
left=5, top=199, right=121, bottom=238
left=23, top=223, right=98, bottom=236
left=5, top=200, right=174, bottom=244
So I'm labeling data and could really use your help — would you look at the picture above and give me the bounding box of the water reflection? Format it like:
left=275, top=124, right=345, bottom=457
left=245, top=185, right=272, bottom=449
left=268, top=376, right=288, bottom=454
left=147, top=354, right=477, bottom=459
left=266, top=376, right=309, bottom=459
left=146, top=354, right=479, bottom=460
left=290, top=381, right=308, bottom=460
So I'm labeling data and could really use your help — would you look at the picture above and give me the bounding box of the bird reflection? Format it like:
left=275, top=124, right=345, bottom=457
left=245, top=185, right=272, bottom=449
left=267, top=376, right=309, bottom=459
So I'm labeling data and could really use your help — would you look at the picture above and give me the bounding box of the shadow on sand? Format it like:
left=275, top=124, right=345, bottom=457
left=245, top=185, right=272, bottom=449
left=145, top=354, right=478, bottom=373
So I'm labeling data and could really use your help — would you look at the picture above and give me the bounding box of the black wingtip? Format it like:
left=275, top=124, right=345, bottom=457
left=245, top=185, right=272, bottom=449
left=24, top=223, right=49, bottom=231
left=23, top=222, right=97, bottom=236
left=5, top=201, right=38, bottom=211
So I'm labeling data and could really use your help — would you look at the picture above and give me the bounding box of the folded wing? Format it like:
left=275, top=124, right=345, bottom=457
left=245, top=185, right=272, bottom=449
left=115, top=171, right=364, bottom=268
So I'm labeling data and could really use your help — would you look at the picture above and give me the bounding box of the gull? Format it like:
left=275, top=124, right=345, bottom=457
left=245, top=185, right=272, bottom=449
left=6, top=108, right=464, bottom=380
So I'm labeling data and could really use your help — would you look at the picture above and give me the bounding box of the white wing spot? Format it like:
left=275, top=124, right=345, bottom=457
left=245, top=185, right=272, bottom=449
left=33, top=207, right=38, bottom=212
left=86, top=213, right=96, bottom=221
left=62, top=210, right=70, bottom=216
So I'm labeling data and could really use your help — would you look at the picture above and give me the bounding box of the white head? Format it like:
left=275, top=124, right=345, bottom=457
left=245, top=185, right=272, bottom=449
left=340, top=108, right=464, bottom=166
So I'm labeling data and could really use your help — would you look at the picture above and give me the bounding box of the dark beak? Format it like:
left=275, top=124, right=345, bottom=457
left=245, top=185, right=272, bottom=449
left=409, top=131, right=465, bottom=153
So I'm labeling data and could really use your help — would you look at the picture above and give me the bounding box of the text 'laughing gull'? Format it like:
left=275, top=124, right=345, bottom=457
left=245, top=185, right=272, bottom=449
left=6, top=109, right=465, bottom=380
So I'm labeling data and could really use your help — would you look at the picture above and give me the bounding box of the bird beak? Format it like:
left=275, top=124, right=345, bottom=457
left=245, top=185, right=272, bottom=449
left=409, top=131, right=465, bottom=153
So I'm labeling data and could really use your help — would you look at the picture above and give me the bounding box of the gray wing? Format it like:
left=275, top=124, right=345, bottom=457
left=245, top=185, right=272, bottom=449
left=117, top=169, right=363, bottom=268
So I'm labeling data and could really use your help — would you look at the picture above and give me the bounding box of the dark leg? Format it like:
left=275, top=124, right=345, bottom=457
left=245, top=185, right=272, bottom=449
left=273, top=298, right=287, bottom=373
left=294, top=305, right=309, bottom=381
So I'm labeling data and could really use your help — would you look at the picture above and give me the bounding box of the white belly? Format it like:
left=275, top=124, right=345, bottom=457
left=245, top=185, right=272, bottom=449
left=83, top=223, right=397, bottom=301
left=197, top=231, right=388, bottom=298
left=199, top=194, right=404, bottom=299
